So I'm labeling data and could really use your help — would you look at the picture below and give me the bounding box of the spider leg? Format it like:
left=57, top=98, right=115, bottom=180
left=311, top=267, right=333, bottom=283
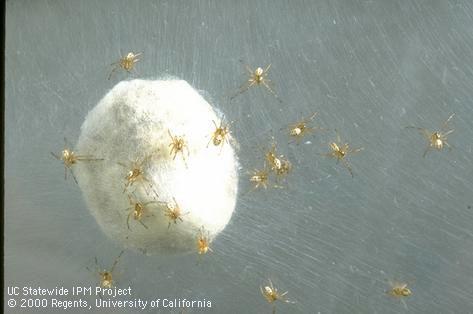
left=207, top=136, right=214, bottom=148
left=443, top=129, right=454, bottom=137
left=340, top=158, right=354, bottom=177
left=422, top=146, right=431, bottom=158
left=264, top=64, right=272, bottom=73
left=131, top=65, right=140, bottom=76
left=110, top=250, right=124, bottom=273
left=245, top=64, right=253, bottom=75
left=308, top=112, right=318, bottom=121
left=260, top=77, right=274, bottom=91
left=239, top=80, right=253, bottom=93
left=229, top=81, right=254, bottom=101
left=139, top=220, right=149, bottom=229
left=401, top=298, right=409, bottom=310
left=303, top=126, right=314, bottom=135
left=444, top=141, right=454, bottom=151
left=335, top=129, right=342, bottom=143
left=126, top=212, right=132, bottom=230
left=86, top=256, right=99, bottom=275
left=406, top=126, right=432, bottom=140
left=123, top=179, right=133, bottom=194
left=442, top=113, right=455, bottom=130
left=167, top=129, right=175, bottom=141
left=261, top=80, right=283, bottom=103
left=51, top=152, right=60, bottom=160
left=141, top=180, right=153, bottom=196
left=69, top=168, right=79, bottom=184
left=247, top=78, right=257, bottom=86
left=181, top=154, right=188, bottom=168
left=107, top=65, right=120, bottom=80
left=143, top=200, right=158, bottom=206
left=350, top=147, right=364, bottom=154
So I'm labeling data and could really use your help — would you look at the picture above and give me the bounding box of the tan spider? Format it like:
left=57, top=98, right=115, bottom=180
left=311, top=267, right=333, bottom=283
left=51, top=137, right=103, bottom=184
left=406, top=113, right=455, bottom=157
left=230, top=63, right=282, bottom=102
left=168, top=130, right=189, bottom=166
left=249, top=167, right=270, bottom=190
left=274, top=159, right=292, bottom=181
left=260, top=279, right=295, bottom=313
left=386, top=280, right=412, bottom=309
left=162, top=197, right=189, bottom=229
left=285, top=112, right=325, bottom=144
left=108, top=52, right=142, bottom=80
left=207, top=119, right=233, bottom=151
left=387, top=281, right=412, bottom=298
left=117, top=154, right=154, bottom=194
left=196, top=227, right=213, bottom=255
left=265, top=141, right=292, bottom=182
left=124, top=193, right=158, bottom=230
left=88, top=250, right=124, bottom=290
left=320, top=130, right=363, bottom=177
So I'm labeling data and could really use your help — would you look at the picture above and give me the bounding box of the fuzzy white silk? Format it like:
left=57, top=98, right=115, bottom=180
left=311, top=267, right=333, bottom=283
left=75, top=79, right=239, bottom=254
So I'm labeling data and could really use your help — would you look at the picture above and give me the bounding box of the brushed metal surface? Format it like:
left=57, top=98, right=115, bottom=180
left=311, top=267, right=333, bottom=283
left=5, top=0, right=473, bottom=313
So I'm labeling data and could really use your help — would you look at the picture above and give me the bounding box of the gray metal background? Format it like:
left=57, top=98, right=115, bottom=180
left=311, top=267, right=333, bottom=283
left=5, top=0, right=473, bottom=313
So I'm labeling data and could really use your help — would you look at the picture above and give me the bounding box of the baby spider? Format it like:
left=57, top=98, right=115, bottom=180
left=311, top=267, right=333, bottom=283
left=230, top=63, right=282, bottom=103
left=108, top=51, right=142, bottom=80
left=265, top=142, right=292, bottom=181
left=285, top=112, right=325, bottom=144
left=406, top=113, right=455, bottom=157
left=274, top=158, right=292, bottom=182
left=261, top=279, right=295, bottom=314
left=89, top=250, right=124, bottom=290
left=249, top=167, right=270, bottom=190
left=386, top=280, right=412, bottom=309
left=207, top=119, right=232, bottom=151
left=118, top=155, right=154, bottom=194
left=162, top=197, right=189, bottom=229
left=320, top=130, right=363, bottom=177
left=168, top=130, right=189, bottom=166
left=197, top=226, right=213, bottom=255
left=124, top=193, right=158, bottom=230
left=51, top=137, right=103, bottom=183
